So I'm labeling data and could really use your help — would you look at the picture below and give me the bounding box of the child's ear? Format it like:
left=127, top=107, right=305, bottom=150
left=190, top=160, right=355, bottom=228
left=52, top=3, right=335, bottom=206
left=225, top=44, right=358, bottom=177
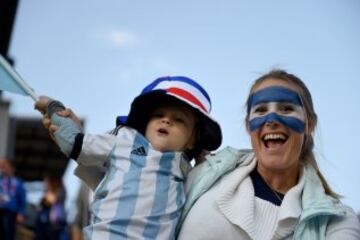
left=185, top=129, right=198, bottom=150
left=185, top=136, right=195, bottom=150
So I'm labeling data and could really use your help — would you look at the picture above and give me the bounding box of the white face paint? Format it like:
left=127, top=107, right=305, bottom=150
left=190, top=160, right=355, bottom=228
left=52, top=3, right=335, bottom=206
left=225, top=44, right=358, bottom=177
left=248, top=86, right=306, bottom=133
left=249, top=102, right=305, bottom=122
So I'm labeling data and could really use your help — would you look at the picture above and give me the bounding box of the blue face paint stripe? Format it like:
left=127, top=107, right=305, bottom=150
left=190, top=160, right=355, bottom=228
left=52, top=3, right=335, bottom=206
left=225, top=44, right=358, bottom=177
left=109, top=133, right=149, bottom=240
left=249, top=86, right=303, bottom=108
left=249, top=112, right=305, bottom=133
left=142, top=152, right=174, bottom=239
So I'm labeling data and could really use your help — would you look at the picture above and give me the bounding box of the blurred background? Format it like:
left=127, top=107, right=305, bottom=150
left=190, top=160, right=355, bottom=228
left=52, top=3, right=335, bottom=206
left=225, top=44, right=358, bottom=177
left=1, top=0, right=359, bottom=239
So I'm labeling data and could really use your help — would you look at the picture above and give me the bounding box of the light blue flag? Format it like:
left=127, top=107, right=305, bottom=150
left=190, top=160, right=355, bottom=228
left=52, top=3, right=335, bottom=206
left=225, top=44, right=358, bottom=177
left=0, top=54, right=38, bottom=101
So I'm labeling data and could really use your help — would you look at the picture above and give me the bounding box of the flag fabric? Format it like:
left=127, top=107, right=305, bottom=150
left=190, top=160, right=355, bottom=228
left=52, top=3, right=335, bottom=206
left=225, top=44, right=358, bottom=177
left=0, top=54, right=37, bottom=101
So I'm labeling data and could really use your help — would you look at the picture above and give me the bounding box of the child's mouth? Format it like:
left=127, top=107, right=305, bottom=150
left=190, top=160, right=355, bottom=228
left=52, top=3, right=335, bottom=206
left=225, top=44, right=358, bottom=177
left=158, top=128, right=169, bottom=135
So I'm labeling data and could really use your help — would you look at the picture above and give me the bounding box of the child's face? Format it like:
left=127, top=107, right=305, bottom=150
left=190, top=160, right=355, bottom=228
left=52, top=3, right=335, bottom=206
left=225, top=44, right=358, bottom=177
left=145, top=104, right=196, bottom=152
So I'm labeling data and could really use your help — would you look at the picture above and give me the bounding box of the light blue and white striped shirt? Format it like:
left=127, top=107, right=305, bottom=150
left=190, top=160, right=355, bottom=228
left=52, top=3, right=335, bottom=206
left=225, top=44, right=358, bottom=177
left=74, top=126, right=191, bottom=240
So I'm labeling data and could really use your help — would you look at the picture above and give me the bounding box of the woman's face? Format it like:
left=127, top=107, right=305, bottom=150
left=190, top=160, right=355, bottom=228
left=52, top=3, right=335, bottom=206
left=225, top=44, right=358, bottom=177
left=247, top=78, right=306, bottom=172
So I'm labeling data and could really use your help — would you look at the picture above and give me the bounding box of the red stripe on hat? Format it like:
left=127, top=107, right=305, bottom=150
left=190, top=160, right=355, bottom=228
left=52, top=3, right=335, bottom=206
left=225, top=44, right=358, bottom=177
left=167, top=87, right=208, bottom=113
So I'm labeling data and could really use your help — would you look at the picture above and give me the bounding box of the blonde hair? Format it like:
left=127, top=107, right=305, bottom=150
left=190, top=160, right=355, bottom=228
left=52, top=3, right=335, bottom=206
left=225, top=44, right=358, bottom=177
left=245, top=69, right=339, bottom=198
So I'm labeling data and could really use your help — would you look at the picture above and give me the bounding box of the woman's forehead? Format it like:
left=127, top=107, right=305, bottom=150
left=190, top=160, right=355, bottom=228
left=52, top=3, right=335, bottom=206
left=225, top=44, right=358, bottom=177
left=253, top=78, right=299, bottom=93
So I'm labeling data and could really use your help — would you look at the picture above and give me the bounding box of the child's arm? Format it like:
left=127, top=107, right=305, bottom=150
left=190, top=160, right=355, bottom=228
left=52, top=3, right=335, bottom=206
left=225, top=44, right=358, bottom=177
left=35, top=96, right=116, bottom=166
left=35, top=97, right=116, bottom=190
left=35, top=96, right=82, bottom=158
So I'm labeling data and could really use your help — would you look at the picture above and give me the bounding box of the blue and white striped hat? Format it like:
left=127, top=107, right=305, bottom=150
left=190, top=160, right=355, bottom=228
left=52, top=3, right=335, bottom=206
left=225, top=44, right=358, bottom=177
left=122, top=76, right=222, bottom=152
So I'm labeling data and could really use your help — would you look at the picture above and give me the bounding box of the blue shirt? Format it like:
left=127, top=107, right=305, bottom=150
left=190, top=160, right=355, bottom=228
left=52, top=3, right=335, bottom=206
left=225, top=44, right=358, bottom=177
left=0, top=175, right=26, bottom=215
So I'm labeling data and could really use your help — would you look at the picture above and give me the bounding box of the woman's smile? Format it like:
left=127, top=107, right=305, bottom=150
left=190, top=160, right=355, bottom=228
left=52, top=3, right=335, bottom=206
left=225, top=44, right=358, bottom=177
left=262, top=132, right=288, bottom=149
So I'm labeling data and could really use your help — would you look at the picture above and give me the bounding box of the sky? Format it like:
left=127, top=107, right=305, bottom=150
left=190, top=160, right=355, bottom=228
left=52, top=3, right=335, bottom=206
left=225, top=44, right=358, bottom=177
left=3, top=0, right=360, bottom=213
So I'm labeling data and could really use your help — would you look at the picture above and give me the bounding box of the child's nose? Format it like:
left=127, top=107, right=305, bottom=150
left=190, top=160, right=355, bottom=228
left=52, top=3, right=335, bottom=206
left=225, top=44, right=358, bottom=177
left=161, top=116, right=171, bottom=124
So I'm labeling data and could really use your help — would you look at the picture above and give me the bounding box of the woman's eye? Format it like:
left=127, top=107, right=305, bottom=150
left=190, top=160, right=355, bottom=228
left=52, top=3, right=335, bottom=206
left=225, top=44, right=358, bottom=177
left=281, top=104, right=294, bottom=113
left=254, top=106, right=267, bottom=114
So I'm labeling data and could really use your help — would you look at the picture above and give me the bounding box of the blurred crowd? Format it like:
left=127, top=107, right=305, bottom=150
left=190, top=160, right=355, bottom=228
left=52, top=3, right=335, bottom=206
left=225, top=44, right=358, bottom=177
left=1, top=155, right=360, bottom=240
left=0, top=158, right=91, bottom=240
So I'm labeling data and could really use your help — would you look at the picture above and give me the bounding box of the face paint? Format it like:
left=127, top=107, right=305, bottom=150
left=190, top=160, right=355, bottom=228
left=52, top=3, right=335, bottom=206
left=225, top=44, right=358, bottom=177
left=248, top=86, right=305, bottom=133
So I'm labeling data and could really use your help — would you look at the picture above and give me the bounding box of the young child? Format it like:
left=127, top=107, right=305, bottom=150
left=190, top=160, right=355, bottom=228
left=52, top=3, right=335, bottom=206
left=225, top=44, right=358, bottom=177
left=35, top=76, right=222, bottom=240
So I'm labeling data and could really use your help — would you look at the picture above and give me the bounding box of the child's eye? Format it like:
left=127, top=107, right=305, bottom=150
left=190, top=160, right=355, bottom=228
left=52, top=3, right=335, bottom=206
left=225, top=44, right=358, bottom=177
left=174, top=116, right=185, bottom=123
left=152, top=112, right=164, bottom=118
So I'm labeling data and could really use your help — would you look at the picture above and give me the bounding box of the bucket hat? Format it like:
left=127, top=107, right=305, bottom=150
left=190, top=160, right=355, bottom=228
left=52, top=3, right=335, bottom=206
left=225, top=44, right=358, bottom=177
left=118, top=76, right=222, bottom=152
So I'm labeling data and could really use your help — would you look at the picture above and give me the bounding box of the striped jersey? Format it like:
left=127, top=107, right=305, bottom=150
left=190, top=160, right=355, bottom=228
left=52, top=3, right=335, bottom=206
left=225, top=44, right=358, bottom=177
left=75, top=126, right=191, bottom=240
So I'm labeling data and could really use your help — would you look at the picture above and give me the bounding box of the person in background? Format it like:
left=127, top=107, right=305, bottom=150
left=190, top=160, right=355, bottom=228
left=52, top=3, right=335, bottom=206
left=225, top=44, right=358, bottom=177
left=35, top=174, right=68, bottom=240
left=71, top=182, right=93, bottom=240
left=0, top=158, right=26, bottom=240
left=177, top=69, right=360, bottom=239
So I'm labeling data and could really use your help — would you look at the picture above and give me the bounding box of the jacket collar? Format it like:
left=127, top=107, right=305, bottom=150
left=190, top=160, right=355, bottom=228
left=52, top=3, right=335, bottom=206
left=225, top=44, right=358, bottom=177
left=214, top=153, right=304, bottom=239
left=299, top=164, right=345, bottom=222
left=215, top=153, right=257, bottom=237
left=214, top=154, right=346, bottom=239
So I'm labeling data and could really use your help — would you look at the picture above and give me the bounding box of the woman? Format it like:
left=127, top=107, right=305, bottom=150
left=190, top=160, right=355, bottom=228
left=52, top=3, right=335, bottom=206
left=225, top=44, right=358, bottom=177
left=177, top=70, right=360, bottom=239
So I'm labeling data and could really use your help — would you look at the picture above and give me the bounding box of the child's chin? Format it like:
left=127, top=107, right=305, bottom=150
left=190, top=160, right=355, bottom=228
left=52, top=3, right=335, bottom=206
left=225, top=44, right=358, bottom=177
left=154, top=146, right=176, bottom=153
left=152, top=145, right=168, bottom=152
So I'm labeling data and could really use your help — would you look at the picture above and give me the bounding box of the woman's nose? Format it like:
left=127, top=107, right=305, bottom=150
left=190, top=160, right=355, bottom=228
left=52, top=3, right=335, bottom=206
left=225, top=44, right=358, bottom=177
left=265, top=120, right=279, bottom=128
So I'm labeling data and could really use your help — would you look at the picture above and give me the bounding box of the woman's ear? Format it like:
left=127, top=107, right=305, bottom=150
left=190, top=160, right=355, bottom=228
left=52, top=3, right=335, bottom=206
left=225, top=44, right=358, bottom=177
left=245, top=117, right=251, bottom=134
left=307, top=122, right=315, bottom=135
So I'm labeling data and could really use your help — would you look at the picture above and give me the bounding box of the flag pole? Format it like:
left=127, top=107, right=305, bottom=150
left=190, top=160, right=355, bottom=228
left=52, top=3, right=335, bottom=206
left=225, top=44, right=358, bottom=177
left=0, top=55, right=38, bottom=101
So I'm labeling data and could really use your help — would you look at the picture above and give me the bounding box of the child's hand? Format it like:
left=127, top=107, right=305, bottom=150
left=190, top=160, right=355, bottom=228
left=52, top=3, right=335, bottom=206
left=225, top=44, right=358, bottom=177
left=34, top=96, right=83, bottom=157
left=52, top=112, right=82, bottom=157
left=44, top=109, right=82, bottom=134
left=34, top=96, right=52, bottom=115
left=56, top=108, right=82, bottom=128
left=34, top=96, right=60, bottom=136
left=34, top=96, right=58, bottom=139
